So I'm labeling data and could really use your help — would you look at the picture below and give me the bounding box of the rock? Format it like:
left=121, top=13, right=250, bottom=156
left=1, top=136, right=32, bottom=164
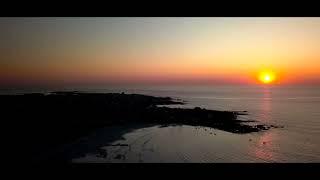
left=2, top=91, right=273, bottom=163
left=114, top=154, right=123, bottom=159
left=97, top=148, right=108, bottom=158
left=194, top=107, right=202, bottom=111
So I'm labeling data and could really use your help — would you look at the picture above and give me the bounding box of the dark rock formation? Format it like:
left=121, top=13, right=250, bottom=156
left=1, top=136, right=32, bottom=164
left=1, top=91, right=272, bottom=163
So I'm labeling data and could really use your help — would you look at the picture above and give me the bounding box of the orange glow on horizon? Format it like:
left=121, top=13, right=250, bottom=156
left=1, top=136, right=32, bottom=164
left=2, top=18, right=320, bottom=86
left=258, top=70, right=277, bottom=84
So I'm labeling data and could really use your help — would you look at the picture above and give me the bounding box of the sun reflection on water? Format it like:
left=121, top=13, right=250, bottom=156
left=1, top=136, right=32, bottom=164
left=260, top=86, right=272, bottom=123
left=251, top=86, right=278, bottom=162
left=253, top=131, right=276, bottom=162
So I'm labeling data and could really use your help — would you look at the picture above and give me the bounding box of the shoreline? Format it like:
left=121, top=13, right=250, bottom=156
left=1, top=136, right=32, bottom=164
left=2, top=91, right=275, bottom=162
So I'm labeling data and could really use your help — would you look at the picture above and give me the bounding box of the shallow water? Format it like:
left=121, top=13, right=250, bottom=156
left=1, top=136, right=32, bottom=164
left=72, top=125, right=283, bottom=163
left=3, top=85, right=320, bottom=162
left=70, top=85, right=320, bottom=162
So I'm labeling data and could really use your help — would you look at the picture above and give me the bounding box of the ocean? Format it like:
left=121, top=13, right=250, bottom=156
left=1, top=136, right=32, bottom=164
left=3, top=85, right=320, bottom=162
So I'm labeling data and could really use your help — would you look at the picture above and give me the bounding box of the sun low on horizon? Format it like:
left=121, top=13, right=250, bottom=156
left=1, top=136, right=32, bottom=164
left=1, top=17, right=320, bottom=87
left=258, top=70, right=277, bottom=84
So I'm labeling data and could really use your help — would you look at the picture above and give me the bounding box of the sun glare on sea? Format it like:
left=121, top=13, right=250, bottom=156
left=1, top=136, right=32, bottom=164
left=258, top=71, right=276, bottom=84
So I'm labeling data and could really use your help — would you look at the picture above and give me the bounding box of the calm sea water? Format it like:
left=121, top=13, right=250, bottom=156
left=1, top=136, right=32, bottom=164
left=3, top=85, right=320, bottom=162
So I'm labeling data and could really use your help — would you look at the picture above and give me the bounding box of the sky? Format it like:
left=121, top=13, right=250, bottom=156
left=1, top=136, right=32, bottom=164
left=1, top=17, right=320, bottom=87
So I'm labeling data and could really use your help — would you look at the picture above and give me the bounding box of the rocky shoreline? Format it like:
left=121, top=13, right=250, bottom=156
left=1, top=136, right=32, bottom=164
left=2, top=91, right=276, bottom=162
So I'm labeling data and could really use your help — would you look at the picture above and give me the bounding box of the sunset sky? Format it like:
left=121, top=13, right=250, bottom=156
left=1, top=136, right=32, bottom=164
left=1, top=17, right=320, bottom=87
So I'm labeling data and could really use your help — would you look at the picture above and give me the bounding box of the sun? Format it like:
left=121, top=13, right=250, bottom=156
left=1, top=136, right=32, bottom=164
left=258, top=71, right=276, bottom=84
